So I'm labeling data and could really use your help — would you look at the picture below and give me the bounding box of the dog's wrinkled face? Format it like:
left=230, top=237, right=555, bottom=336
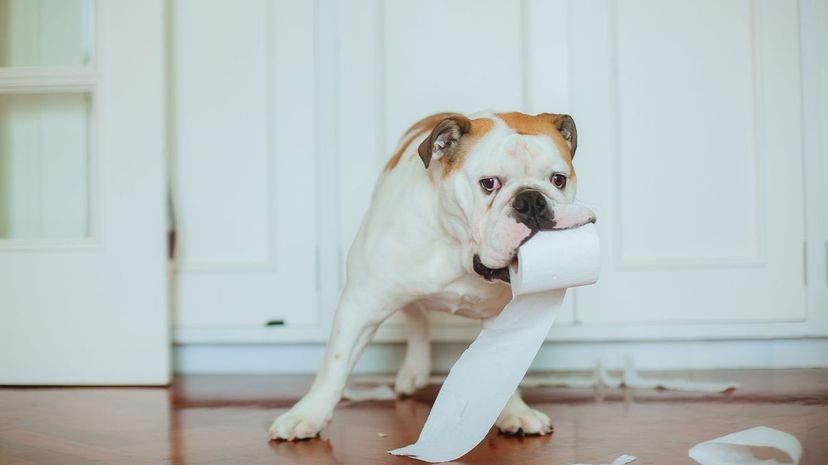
left=418, top=112, right=596, bottom=283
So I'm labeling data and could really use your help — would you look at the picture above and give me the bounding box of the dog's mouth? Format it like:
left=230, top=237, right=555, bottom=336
left=472, top=228, right=539, bottom=284
left=472, top=207, right=598, bottom=284
left=473, top=254, right=513, bottom=283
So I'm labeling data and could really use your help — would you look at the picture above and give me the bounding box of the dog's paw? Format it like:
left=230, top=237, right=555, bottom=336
left=268, top=407, right=330, bottom=441
left=394, top=362, right=430, bottom=396
left=495, top=407, right=553, bottom=436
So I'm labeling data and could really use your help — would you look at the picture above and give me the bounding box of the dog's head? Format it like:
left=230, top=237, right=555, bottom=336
left=418, top=112, right=596, bottom=283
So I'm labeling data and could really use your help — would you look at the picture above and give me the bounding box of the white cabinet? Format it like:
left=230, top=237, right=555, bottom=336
left=171, top=0, right=828, bottom=367
left=170, top=0, right=319, bottom=329
left=573, top=0, right=806, bottom=325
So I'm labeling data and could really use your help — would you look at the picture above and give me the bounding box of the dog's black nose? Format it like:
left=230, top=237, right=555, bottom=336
left=512, top=190, right=547, bottom=222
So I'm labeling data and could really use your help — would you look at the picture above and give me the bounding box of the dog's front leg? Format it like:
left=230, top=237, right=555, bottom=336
left=269, top=288, right=392, bottom=440
left=495, top=388, right=553, bottom=436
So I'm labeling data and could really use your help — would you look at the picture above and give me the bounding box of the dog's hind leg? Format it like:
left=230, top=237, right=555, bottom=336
left=394, top=304, right=431, bottom=396
left=269, top=286, right=394, bottom=441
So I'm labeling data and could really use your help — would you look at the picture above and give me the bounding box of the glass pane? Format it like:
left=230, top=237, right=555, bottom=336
left=0, top=93, right=92, bottom=239
left=0, top=0, right=92, bottom=67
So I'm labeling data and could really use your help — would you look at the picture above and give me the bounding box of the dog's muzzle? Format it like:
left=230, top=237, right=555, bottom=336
left=511, top=190, right=556, bottom=231
left=473, top=191, right=597, bottom=284
left=511, top=189, right=597, bottom=233
left=472, top=191, right=549, bottom=284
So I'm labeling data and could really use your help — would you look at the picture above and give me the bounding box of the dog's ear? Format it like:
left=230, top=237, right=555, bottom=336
left=541, top=113, right=577, bottom=157
left=417, top=115, right=472, bottom=168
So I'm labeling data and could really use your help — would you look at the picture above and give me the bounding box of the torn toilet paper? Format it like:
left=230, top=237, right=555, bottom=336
left=342, top=384, right=397, bottom=401
left=521, top=358, right=737, bottom=393
left=353, top=373, right=446, bottom=387
left=615, top=357, right=738, bottom=392
left=388, top=225, right=601, bottom=463
left=355, top=357, right=738, bottom=396
left=688, top=426, right=802, bottom=465
left=573, top=454, right=637, bottom=465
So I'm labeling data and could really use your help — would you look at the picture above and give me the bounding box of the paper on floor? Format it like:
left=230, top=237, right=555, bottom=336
left=353, top=374, right=447, bottom=386
left=619, top=357, right=739, bottom=393
left=356, top=358, right=738, bottom=394
left=520, top=358, right=738, bottom=393
left=573, top=454, right=637, bottom=465
left=388, top=225, right=601, bottom=463
left=688, top=426, right=802, bottom=465
left=342, top=385, right=397, bottom=401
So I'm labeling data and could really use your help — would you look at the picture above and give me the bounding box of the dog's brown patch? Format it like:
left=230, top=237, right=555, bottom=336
left=384, top=112, right=460, bottom=171
left=497, top=112, right=558, bottom=137
left=439, top=117, right=495, bottom=178
left=495, top=112, right=576, bottom=175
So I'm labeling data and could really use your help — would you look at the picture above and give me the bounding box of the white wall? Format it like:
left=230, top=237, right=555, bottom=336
left=170, top=0, right=828, bottom=373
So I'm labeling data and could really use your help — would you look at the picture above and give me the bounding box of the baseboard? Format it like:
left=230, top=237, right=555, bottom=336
left=174, top=338, right=828, bottom=374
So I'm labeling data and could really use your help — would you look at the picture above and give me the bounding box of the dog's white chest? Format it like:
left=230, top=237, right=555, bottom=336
left=415, top=276, right=512, bottom=320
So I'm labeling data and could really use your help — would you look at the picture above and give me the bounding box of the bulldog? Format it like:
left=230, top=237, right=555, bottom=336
left=269, top=111, right=596, bottom=441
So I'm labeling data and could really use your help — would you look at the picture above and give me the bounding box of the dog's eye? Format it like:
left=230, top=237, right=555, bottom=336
left=551, top=173, right=567, bottom=189
left=479, top=177, right=501, bottom=194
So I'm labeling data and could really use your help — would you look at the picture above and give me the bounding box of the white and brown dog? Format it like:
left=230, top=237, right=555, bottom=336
left=269, top=111, right=596, bottom=441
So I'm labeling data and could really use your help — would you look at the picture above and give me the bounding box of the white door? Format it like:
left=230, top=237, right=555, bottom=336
left=170, top=0, right=319, bottom=333
left=0, top=0, right=168, bottom=384
left=570, top=0, right=807, bottom=332
left=170, top=0, right=825, bottom=373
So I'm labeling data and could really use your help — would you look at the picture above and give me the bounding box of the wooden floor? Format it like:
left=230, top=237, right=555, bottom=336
left=1, top=369, right=827, bottom=464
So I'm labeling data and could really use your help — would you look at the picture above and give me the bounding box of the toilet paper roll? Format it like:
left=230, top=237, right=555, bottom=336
left=389, top=224, right=601, bottom=463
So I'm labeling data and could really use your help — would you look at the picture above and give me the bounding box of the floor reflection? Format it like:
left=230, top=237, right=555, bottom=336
left=268, top=437, right=340, bottom=465
left=4, top=370, right=824, bottom=465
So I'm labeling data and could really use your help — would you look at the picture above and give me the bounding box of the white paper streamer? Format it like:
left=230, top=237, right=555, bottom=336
left=388, top=225, right=601, bottom=463
left=342, top=385, right=397, bottom=401
left=525, top=358, right=737, bottom=393
left=356, top=357, right=738, bottom=393
left=688, top=426, right=802, bottom=465
left=573, top=454, right=637, bottom=465
left=618, top=358, right=739, bottom=393
left=354, top=374, right=447, bottom=385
